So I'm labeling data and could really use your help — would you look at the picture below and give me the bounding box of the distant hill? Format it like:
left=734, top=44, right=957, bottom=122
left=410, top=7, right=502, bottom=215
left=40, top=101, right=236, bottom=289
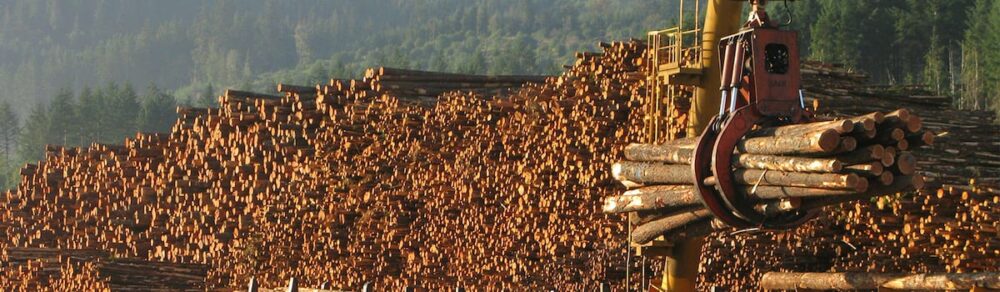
left=0, top=0, right=678, bottom=110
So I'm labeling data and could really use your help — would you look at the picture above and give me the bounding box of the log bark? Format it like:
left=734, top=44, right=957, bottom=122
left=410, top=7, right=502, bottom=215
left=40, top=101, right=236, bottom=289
left=706, top=169, right=867, bottom=192
left=802, top=175, right=923, bottom=210
left=277, top=84, right=318, bottom=94
left=743, top=185, right=856, bottom=199
left=611, top=161, right=692, bottom=185
left=372, top=74, right=548, bottom=83
left=631, top=208, right=712, bottom=244
left=736, top=154, right=843, bottom=173
left=881, top=273, right=1000, bottom=290
left=623, top=144, right=692, bottom=164
left=750, top=119, right=854, bottom=137
left=738, top=129, right=841, bottom=155
left=624, top=144, right=843, bottom=173
left=760, top=272, right=902, bottom=290
left=602, top=185, right=699, bottom=213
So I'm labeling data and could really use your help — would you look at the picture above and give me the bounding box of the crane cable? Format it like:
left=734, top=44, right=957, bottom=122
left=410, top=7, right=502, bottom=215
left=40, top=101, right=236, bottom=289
left=782, top=0, right=793, bottom=27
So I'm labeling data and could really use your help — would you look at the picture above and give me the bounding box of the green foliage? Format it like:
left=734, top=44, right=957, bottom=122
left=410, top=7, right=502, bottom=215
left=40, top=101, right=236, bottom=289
left=0, top=0, right=679, bottom=112
left=139, top=84, right=178, bottom=133
left=48, top=88, right=79, bottom=146
left=805, top=0, right=974, bottom=86
left=17, top=103, right=49, bottom=163
left=76, top=87, right=104, bottom=145
left=0, top=101, right=18, bottom=189
left=108, top=83, right=141, bottom=140
left=0, top=101, right=18, bottom=161
left=959, top=0, right=1000, bottom=117
left=197, top=84, right=217, bottom=108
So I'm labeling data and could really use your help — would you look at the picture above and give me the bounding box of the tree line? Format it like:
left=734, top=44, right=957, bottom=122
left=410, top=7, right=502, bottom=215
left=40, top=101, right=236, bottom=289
left=0, top=83, right=187, bottom=189
left=0, top=0, right=677, bottom=113
left=788, top=0, right=1000, bottom=116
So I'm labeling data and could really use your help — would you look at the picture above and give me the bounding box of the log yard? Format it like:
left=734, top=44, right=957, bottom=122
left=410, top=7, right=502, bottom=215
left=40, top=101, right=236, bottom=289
left=0, top=0, right=996, bottom=291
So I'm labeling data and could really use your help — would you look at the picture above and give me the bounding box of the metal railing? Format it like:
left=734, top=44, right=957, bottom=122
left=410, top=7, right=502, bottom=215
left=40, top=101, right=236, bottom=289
left=647, top=27, right=703, bottom=72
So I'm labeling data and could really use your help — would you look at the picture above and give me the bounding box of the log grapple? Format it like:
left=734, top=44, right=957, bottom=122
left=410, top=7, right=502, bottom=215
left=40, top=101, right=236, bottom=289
left=691, top=0, right=817, bottom=229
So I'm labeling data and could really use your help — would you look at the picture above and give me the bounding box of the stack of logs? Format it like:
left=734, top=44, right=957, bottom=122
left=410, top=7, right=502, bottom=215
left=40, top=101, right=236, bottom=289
left=360, top=67, right=549, bottom=102
left=0, top=247, right=207, bottom=291
left=0, top=35, right=995, bottom=291
left=607, top=109, right=932, bottom=245
left=0, top=40, right=648, bottom=291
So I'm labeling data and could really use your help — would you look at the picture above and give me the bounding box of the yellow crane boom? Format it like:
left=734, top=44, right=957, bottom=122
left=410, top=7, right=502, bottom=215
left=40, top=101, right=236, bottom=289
left=643, top=1, right=744, bottom=291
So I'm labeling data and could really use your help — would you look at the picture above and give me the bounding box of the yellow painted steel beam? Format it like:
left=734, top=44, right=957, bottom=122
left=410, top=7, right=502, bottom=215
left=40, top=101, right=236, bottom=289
left=689, top=0, right=744, bottom=137
left=660, top=236, right=705, bottom=292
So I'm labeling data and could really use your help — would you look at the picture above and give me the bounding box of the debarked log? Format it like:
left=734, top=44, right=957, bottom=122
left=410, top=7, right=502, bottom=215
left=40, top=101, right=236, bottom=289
left=624, top=144, right=843, bottom=173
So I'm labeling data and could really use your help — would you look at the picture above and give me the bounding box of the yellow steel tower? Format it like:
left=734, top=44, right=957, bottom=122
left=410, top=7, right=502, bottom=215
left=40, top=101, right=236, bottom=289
left=640, top=0, right=744, bottom=291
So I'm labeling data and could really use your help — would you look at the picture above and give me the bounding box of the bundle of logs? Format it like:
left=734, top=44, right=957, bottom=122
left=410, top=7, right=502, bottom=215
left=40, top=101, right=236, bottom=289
left=606, top=109, right=931, bottom=244
left=0, top=247, right=207, bottom=291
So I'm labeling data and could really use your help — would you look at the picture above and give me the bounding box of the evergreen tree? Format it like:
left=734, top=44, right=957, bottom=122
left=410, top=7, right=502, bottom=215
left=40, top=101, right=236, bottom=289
left=198, top=83, right=217, bottom=108
left=921, top=0, right=976, bottom=95
left=48, top=88, right=79, bottom=146
left=0, top=155, right=14, bottom=190
left=979, top=0, right=1000, bottom=117
left=0, top=100, right=19, bottom=161
left=810, top=1, right=856, bottom=65
left=138, top=84, right=177, bottom=133
left=457, top=51, right=487, bottom=74
left=959, top=0, right=1000, bottom=114
left=294, top=21, right=313, bottom=65
left=95, top=83, right=121, bottom=143
left=490, top=34, right=535, bottom=75
left=17, top=103, right=49, bottom=162
left=786, top=0, right=820, bottom=57
left=429, top=53, right=448, bottom=72
left=76, top=86, right=103, bottom=145
left=382, top=48, right=412, bottom=69
left=108, top=83, right=141, bottom=141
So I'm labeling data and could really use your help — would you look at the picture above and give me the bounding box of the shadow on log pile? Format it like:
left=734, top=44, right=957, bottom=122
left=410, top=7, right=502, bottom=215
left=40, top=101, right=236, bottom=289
left=0, top=247, right=207, bottom=291
left=0, top=39, right=996, bottom=291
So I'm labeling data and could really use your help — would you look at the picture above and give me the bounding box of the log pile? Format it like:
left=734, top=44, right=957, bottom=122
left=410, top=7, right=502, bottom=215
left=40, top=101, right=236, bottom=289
left=0, top=35, right=995, bottom=292
left=0, top=40, right=648, bottom=291
left=0, top=247, right=207, bottom=291
left=607, top=109, right=931, bottom=245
